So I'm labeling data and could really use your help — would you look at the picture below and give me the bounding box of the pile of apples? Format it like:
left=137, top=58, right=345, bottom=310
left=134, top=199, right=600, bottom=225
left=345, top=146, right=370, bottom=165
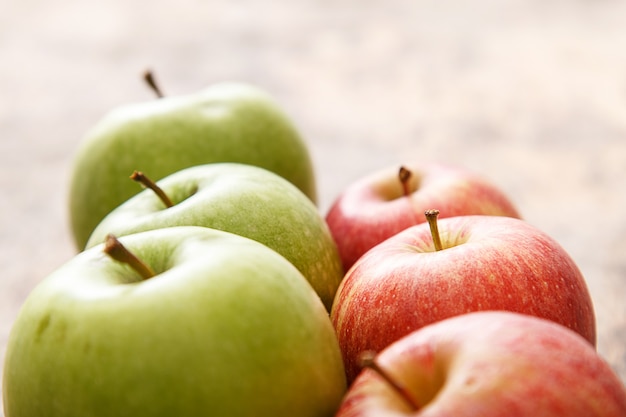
left=3, top=75, right=626, bottom=417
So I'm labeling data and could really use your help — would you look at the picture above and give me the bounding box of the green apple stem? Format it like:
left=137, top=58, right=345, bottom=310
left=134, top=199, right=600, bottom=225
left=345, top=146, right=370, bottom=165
left=143, top=69, right=164, bottom=98
left=104, top=234, right=156, bottom=280
left=398, top=166, right=413, bottom=197
left=424, top=209, right=443, bottom=251
left=359, top=351, right=420, bottom=410
left=130, top=171, right=174, bottom=208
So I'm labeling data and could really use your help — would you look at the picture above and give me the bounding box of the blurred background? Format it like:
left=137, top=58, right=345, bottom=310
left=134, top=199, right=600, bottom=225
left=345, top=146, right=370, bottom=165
left=2, top=0, right=626, bottom=409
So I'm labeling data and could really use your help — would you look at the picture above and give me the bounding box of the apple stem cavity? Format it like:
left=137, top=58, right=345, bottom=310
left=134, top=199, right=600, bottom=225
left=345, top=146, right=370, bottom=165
left=359, top=350, right=421, bottom=410
left=425, top=209, right=443, bottom=251
left=143, top=69, right=164, bottom=98
left=398, top=166, right=413, bottom=197
left=104, top=234, right=156, bottom=280
left=130, top=170, right=174, bottom=208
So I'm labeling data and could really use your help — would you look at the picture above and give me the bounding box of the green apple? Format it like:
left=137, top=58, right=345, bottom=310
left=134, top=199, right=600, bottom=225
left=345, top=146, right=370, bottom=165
left=3, top=227, right=347, bottom=417
left=68, top=82, right=317, bottom=249
left=85, top=163, right=343, bottom=310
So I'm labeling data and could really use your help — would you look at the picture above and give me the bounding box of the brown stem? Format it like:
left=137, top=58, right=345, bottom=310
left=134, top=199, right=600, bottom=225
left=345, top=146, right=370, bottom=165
left=104, top=234, right=156, bottom=280
left=130, top=171, right=174, bottom=208
left=142, top=69, right=164, bottom=98
left=398, top=166, right=413, bottom=197
left=359, top=350, right=420, bottom=410
left=424, top=209, right=443, bottom=251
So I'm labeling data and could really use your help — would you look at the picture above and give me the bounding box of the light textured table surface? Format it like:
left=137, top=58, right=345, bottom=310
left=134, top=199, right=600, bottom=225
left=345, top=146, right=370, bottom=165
left=2, top=0, right=626, bottom=412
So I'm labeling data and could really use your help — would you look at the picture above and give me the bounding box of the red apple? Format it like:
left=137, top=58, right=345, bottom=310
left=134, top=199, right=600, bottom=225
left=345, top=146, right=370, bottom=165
left=325, top=163, right=521, bottom=272
left=330, top=213, right=596, bottom=383
left=336, top=311, right=626, bottom=417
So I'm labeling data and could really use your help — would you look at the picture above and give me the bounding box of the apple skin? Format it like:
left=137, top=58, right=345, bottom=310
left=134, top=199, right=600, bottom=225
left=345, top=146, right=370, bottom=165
left=85, top=163, right=344, bottom=310
left=68, top=82, right=317, bottom=249
left=326, top=163, right=521, bottom=271
left=3, top=227, right=346, bottom=417
left=330, top=215, right=596, bottom=383
left=335, top=311, right=626, bottom=417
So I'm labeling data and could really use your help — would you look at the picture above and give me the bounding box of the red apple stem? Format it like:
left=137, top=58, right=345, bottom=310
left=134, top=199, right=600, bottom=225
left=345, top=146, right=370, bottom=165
left=359, top=351, right=420, bottom=410
left=424, top=209, right=443, bottom=251
left=103, top=234, right=156, bottom=280
left=143, top=69, right=164, bottom=98
left=130, top=171, right=174, bottom=208
left=398, top=166, right=413, bottom=197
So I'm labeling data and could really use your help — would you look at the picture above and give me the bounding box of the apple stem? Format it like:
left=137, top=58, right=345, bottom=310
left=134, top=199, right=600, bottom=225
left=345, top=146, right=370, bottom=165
left=103, top=234, right=156, bottom=280
left=424, top=209, right=443, bottom=251
left=130, top=171, right=174, bottom=208
left=398, top=166, right=413, bottom=197
left=359, top=351, right=420, bottom=410
left=143, top=69, right=164, bottom=98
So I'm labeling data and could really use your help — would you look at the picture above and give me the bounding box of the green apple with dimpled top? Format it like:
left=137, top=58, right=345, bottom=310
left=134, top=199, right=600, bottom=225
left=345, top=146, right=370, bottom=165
left=85, top=163, right=343, bottom=310
left=68, top=75, right=317, bottom=249
left=3, top=226, right=346, bottom=417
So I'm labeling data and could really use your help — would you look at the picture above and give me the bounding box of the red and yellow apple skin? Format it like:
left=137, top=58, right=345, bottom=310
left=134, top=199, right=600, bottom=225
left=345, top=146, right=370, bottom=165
left=325, top=163, right=521, bottom=272
left=330, top=215, right=596, bottom=383
left=336, top=311, right=626, bottom=417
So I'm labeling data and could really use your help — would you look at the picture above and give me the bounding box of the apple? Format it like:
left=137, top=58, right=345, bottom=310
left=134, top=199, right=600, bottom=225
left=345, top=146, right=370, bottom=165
left=326, top=163, right=521, bottom=271
left=85, top=163, right=344, bottom=310
left=2, top=227, right=347, bottom=417
left=336, top=311, right=626, bottom=416
left=331, top=212, right=596, bottom=383
left=68, top=78, right=317, bottom=249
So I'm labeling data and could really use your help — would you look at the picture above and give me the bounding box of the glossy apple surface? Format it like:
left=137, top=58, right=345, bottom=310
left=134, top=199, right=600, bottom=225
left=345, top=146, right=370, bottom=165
left=331, top=215, right=596, bottom=383
left=68, top=82, right=317, bottom=249
left=326, top=163, right=521, bottom=271
left=3, top=227, right=346, bottom=417
left=85, top=163, right=344, bottom=310
left=336, top=311, right=626, bottom=417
